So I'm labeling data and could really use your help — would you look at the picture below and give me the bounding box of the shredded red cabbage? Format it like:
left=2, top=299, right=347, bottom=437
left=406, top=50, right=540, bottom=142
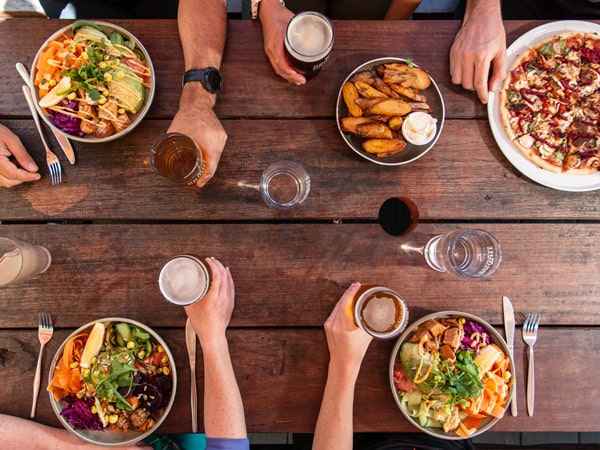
left=460, top=320, right=490, bottom=350
left=48, top=100, right=85, bottom=138
left=60, top=394, right=103, bottom=431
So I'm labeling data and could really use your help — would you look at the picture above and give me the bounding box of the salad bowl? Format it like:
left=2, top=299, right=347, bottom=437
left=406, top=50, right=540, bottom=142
left=48, top=318, right=176, bottom=447
left=30, top=20, right=155, bottom=143
left=389, top=311, right=514, bottom=440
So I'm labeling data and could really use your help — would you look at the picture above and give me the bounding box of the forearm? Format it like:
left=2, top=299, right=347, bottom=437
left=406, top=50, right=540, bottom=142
left=384, top=0, right=423, bottom=20
left=0, top=414, right=84, bottom=449
left=177, top=0, right=227, bottom=110
left=313, top=361, right=361, bottom=450
left=202, top=336, right=247, bottom=439
left=463, top=0, right=502, bottom=23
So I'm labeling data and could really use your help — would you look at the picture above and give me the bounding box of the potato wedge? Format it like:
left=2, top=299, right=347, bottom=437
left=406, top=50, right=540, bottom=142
left=340, top=116, right=376, bottom=134
left=389, top=84, right=418, bottom=100
left=362, top=138, right=407, bottom=155
left=382, top=71, right=417, bottom=86
left=354, top=97, right=386, bottom=111
left=409, top=102, right=432, bottom=113
left=408, top=67, right=431, bottom=90
left=350, top=70, right=376, bottom=85
left=382, top=63, right=411, bottom=73
left=372, top=78, right=399, bottom=98
left=342, top=81, right=362, bottom=118
left=355, top=81, right=388, bottom=98
left=355, top=122, right=394, bottom=139
left=369, top=99, right=412, bottom=116
left=388, top=116, right=403, bottom=131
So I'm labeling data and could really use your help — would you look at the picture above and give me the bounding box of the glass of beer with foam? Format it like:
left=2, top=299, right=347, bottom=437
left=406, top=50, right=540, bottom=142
left=284, top=11, right=334, bottom=80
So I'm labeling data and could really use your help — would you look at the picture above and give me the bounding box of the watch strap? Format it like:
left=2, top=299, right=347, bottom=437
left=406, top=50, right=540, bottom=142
left=182, top=67, right=223, bottom=94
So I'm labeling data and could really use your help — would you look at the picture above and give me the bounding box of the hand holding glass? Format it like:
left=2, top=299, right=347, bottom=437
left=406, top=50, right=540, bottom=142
left=423, top=228, right=502, bottom=279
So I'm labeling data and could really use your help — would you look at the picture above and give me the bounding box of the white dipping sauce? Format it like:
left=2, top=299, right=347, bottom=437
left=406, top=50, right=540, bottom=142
left=402, top=112, right=437, bottom=146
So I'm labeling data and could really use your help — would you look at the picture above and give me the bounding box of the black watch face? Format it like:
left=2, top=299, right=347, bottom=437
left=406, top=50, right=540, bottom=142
left=206, top=69, right=223, bottom=93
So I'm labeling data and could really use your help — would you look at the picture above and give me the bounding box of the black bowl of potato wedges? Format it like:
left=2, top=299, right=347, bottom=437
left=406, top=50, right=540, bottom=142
left=336, top=57, right=445, bottom=166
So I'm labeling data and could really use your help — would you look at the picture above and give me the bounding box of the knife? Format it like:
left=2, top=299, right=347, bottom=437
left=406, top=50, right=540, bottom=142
left=185, top=318, right=198, bottom=432
left=503, top=296, right=518, bottom=416
left=16, top=62, right=76, bottom=165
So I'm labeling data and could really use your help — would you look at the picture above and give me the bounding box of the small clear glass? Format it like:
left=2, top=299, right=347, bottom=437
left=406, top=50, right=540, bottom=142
left=260, top=159, right=311, bottom=209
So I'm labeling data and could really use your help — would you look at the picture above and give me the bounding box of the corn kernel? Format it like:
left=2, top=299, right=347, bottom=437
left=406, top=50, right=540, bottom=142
left=157, top=345, right=164, bottom=353
left=48, top=79, right=57, bottom=87
left=98, top=96, right=107, bottom=105
left=69, top=361, right=79, bottom=369
left=157, top=367, right=163, bottom=374
left=81, top=52, right=89, bottom=60
left=117, top=70, right=125, bottom=79
left=83, top=368, right=91, bottom=377
left=68, top=44, right=76, bottom=53
left=137, top=350, right=145, bottom=359
left=104, top=73, right=113, bottom=82
left=161, top=355, right=168, bottom=364
left=67, top=92, right=77, bottom=101
left=99, top=61, right=107, bottom=69
left=104, top=414, right=109, bottom=424
left=109, top=414, right=119, bottom=424
left=91, top=405, right=98, bottom=414
left=102, top=89, right=109, bottom=97
left=104, top=55, right=110, bottom=61
left=162, top=367, right=170, bottom=376
left=118, top=108, right=126, bottom=114
left=457, top=318, right=466, bottom=325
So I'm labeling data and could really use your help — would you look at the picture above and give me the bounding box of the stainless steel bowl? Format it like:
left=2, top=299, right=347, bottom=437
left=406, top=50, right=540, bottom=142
left=389, top=311, right=514, bottom=440
left=336, top=57, right=445, bottom=166
left=48, top=318, right=176, bottom=447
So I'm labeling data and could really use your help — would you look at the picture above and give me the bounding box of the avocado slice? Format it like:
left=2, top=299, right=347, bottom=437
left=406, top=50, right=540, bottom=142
left=400, top=342, right=435, bottom=394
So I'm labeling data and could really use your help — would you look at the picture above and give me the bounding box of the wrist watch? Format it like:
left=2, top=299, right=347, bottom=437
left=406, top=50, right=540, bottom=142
left=251, top=0, right=285, bottom=19
left=182, top=67, right=223, bottom=94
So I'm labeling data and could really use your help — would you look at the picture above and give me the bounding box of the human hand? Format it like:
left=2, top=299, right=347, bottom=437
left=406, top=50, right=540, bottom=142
left=184, top=257, right=234, bottom=347
left=0, top=123, right=41, bottom=188
left=449, top=0, right=506, bottom=104
left=259, top=1, right=306, bottom=85
left=324, top=283, right=373, bottom=372
left=167, top=85, right=227, bottom=188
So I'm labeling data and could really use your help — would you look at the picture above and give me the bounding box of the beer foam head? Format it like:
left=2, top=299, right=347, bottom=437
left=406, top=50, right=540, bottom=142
left=159, top=256, right=209, bottom=305
left=286, top=12, right=333, bottom=62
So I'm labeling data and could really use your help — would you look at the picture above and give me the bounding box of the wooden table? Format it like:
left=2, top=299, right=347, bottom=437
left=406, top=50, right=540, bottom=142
left=0, top=19, right=599, bottom=435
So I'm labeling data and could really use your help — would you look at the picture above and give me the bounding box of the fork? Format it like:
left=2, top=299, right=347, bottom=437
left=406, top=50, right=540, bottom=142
left=21, top=85, right=62, bottom=185
left=523, top=312, right=541, bottom=417
left=31, top=313, right=54, bottom=418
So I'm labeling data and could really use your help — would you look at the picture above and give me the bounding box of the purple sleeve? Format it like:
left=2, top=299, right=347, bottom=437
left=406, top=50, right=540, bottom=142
left=206, top=437, right=250, bottom=450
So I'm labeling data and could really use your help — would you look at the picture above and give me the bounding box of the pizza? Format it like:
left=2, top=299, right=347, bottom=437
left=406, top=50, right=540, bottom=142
left=500, top=32, right=600, bottom=174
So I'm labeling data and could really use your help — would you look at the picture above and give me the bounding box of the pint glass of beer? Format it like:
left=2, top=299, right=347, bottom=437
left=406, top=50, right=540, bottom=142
left=284, top=11, right=334, bottom=79
left=150, top=132, right=204, bottom=186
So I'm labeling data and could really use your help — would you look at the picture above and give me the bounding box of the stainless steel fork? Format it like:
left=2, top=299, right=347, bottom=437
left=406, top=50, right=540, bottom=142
left=31, top=313, right=54, bottom=418
left=21, top=85, right=62, bottom=185
left=523, top=312, right=541, bottom=417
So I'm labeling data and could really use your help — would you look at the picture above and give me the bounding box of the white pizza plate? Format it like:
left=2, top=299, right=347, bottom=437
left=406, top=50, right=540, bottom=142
left=487, top=20, right=600, bottom=192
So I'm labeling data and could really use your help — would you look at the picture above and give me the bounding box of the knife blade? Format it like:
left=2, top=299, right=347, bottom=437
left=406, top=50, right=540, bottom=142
left=503, top=296, right=518, bottom=416
left=52, top=129, right=76, bottom=165
left=185, top=318, right=198, bottom=432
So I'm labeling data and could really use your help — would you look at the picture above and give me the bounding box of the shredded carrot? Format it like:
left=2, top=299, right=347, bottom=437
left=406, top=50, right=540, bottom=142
left=47, top=332, right=88, bottom=400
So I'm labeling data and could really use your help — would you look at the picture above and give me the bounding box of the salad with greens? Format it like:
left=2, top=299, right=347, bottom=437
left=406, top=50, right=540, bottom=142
left=393, top=316, right=512, bottom=438
left=48, top=320, right=173, bottom=432
left=34, top=20, right=152, bottom=139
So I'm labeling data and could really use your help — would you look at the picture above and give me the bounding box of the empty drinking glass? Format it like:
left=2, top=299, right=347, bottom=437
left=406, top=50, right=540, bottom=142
left=423, top=228, right=502, bottom=279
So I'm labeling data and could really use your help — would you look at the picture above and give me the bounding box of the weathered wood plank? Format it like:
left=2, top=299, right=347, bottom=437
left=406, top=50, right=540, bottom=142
left=0, top=223, right=597, bottom=328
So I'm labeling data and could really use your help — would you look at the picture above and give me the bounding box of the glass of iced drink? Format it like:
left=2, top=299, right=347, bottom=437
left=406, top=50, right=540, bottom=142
left=0, top=237, right=52, bottom=287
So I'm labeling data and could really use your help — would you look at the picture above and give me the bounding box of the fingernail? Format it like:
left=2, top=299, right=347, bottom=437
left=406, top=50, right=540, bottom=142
left=27, top=162, right=38, bottom=171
